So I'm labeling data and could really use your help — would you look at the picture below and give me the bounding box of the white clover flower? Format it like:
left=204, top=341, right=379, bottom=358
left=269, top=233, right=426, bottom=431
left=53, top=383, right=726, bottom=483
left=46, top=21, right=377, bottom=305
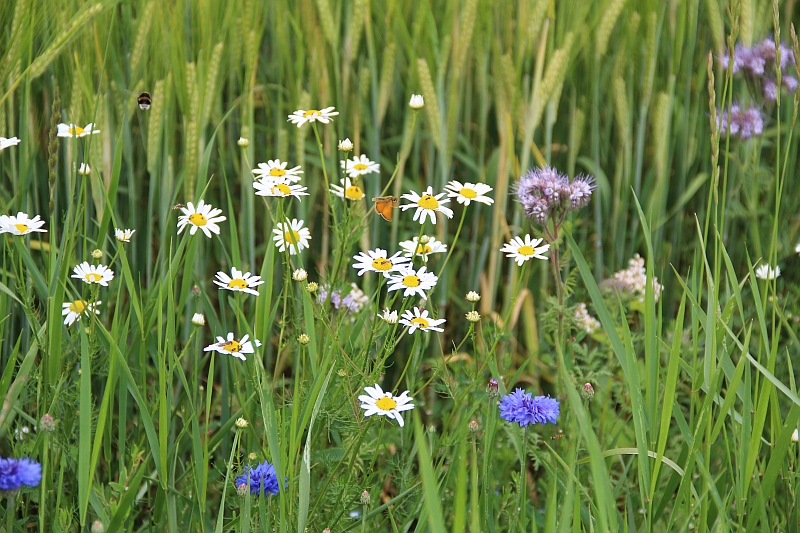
left=409, top=94, right=424, bottom=109
left=352, top=248, right=410, bottom=276
left=378, top=308, right=398, bottom=324
left=252, top=159, right=303, bottom=182
left=272, top=218, right=311, bottom=255
left=287, top=107, right=339, bottom=127
left=0, top=212, right=47, bottom=235
left=398, top=236, right=447, bottom=262
left=444, top=181, right=494, bottom=206
left=341, top=154, right=380, bottom=178
left=330, top=177, right=366, bottom=201
left=338, top=138, right=354, bottom=151
left=214, top=267, right=265, bottom=296
left=386, top=266, right=438, bottom=299
left=755, top=264, right=780, bottom=280
left=358, top=384, right=415, bottom=427
left=400, top=187, right=454, bottom=225
left=204, top=332, right=261, bottom=361
left=0, top=136, right=21, bottom=151
left=500, top=235, right=550, bottom=266
left=399, top=307, right=446, bottom=333
left=62, top=300, right=101, bottom=326
left=176, top=200, right=226, bottom=238
left=57, top=123, right=100, bottom=138
left=115, top=228, right=135, bottom=242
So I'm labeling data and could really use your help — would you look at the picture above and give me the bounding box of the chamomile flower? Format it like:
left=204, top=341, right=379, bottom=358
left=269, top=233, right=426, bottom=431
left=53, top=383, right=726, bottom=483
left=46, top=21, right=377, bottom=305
left=755, top=264, right=780, bottom=280
left=0, top=137, right=21, bottom=151
left=57, top=123, right=100, bottom=138
left=409, top=94, right=424, bottom=109
left=287, top=107, right=339, bottom=127
left=400, top=187, right=454, bottom=224
left=203, top=332, right=261, bottom=361
left=352, top=248, right=410, bottom=276
left=398, top=236, right=447, bottom=262
left=252, top=160, right=303, bottom=183
left=176, top=200, right=226, bottom=238
left=61, top=300, right=101, bottom=326
left=500, top=235, right=550, bottom=266
left=399, top=307, right=446, bottom=333
left=341, top=154, right=380, bottom=178
left=330, top=177, right=366, bottom=201
left=444, top=181, right=494, bottom=206
left=214, top=267, right=265, bottom=296
left=115, top=228, right=135, bottom=242
left=253, top=178, right=309, bottom=199
left=272, top=218, right=311, bottom=255
left=0, top=212, right=47, bottom=235
left=378, top=309, right=398, bottom=324
left=385, top=266, right=438, bottom=299
left=71, top=262, right=114, bottom=286
left=358, top=384, right=415, bottom=427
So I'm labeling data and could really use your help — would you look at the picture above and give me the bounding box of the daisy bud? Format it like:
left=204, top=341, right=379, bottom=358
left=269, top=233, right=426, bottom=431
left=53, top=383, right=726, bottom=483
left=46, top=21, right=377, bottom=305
left=248, top=452, right=257, bottom=461
left=306, top=282, right=319, bottom=293
left=582, top=382, right=595, bottom=400
left=192, top=285, right=201, bottom=298
left=409, top=94, right=424, bottom=109
left=486, top=378, right=499, bottom=398
left=419, top=235, right=431, bottom=244
left=237, top=483, right=249, bottom=497
left=469, top=420, right=479, bottom=433
left=323, top=529, right=332, bottom=533
left=298, top=333, right=310, bottom=345
left=39, top=414, right=56, bottom=432
left=466, top=311, right=481, bottom=323
left=466, top=291, right=481, bottom=302
left=338, top=138, right=354, bottom=152
left=795, top=243, right=800, bottom=254
left=360, top=490, right=371, bottom=505
left=235, top=417, right=249, bottom=429
left=191, top=313, right=205, bottom=327
left=78, top=163, right=91, bottom=175
left=90, top=249, right=103, bottom=259
left=237, top=137, right=249, bottom=147
left=337, top=368, right=347, bottom=377
left=91, top=521, right=105, bottom=533
left=793, top=428, right=799, bottom=442
left=292, top=268, right=308, bottom=281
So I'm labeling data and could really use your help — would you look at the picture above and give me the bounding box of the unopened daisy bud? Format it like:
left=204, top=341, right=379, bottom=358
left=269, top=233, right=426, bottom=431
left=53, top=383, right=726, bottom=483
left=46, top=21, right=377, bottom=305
left=582, top=382, right=595, bottom=400
left=486, top=378, right=499, bottom=398
left=793, top=428, right=799, bottom=442
left=466, top=311, right=481, bottom=322
left=378, top=308, right=398, bottom=324
left=795, top=243, right=800, bottom=254
left=409, top=94, right=424, bottom=109
left=91, top=520, right=105, bottom=533
left=78, top=163, right=91, bottom=175
left=466, top=291, right=481, bottom=302
left=237, top=137, right=249, bottom=147
left=292, top=268, right=308, bottom=281
left=191, top=313, right=205, bottom=327
left=298, top=333, right=310, bottom=345
left=323, top=529, right=332, bottom=533
left=39, top=414, right=56, bottom=432
left=337, top=368, right=347, bottom=377
left=235, top=417, right=249, bottom=429
left=91, top=249, right=103, bottom=259
left=419, top=235, right=431, bottom=244
left=469, top=420, right=479, bottom=433
left=306, top=282, right=319, bottom=293
left=248, top=452, right=257, bottom=461
left=338, top=138, right=354, bottom=152
left=192, top=285, right=202, bottom=299
left=237, top=483, right=249, bottom=497
left=360, top=490, right=371, bottom=505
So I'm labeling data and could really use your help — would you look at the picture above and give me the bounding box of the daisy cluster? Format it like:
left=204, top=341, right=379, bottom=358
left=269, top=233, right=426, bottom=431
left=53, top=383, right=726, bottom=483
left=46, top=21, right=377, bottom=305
left=719, top=39, right=798, bottom=101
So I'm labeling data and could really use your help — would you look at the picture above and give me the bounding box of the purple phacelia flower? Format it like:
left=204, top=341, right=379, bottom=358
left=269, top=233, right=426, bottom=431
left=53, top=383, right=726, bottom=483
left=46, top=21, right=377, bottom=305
left=515, top=166, right=595, bottom=225
left=719, top=39, right=798, bottom=102
left=719, top=105, right=764, bottom=139
left=499, top=389, right=560, bottom=426
left=0, top=457, right=42, bottom=491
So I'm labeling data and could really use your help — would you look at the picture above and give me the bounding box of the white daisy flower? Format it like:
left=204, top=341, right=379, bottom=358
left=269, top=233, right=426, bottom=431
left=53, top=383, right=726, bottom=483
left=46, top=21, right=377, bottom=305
left=253, top=177, right=309, bottom=199
left=409, top=94, right=424, bottom=109
left=252, top=160, right=303, bottom=183
left=500, top=235, right=550, bottom=266
left=71, top=262, right=114, bottom=286
left=378, top=308, right=398, bottom=324
left=358, top=384, right=415, bottom=427
left=203, top=332, right=261, bottom=361
left=61, top=300, right=101, bottom=326
left=755, top=264, right=780, bottom=280
left=444, top=181, right=494, bottom=206
left=352, top=248, right=410, bottom=276
left=341, top=154, right=380, bottom=178
left=385, top=265, right=438, bottom=299
left=287, top=107, right=339, bottom=127
left=400, top=187, right=454, bottom=225
left=330, top=177, right=366, bottom=201
left=57, top=123, right=100, bottom=138
left=399, top=307, right=446, bottom=334
left=115, top=228, right=135, bottom=242
left=214, top=267, right=265, bottom=296
left=0, top=212, right=47, bottom=235
left=0, top=137, right=21, bottom=151
left=272, top=218, right=311, bottom=255
left=398, top=236, right=447, bottom=262
left=176, top=200, right=226, bottom=238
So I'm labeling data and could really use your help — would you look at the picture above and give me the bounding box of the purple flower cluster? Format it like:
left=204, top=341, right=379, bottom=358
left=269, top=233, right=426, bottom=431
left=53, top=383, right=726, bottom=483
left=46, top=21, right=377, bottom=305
left=498, top=388, right=560, bottom=427
left=0, top=457, right=42, bottom=491
left=719, top=39, right=798, bottom=101
left=235, top=460, right=280, bottom=496
left=515, top=166, right=595, bottom=225
left=718, top=105, right=764, bottom=139
left=316, top=282, right=368, bottom=314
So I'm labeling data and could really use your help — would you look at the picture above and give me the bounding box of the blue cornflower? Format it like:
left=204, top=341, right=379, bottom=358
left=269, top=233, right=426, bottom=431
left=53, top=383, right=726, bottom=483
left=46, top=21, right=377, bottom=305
left=235, top=460, right=280, bottom=496
left=0, top=457, right=42, bottom=491
left=498, top=389, right=560, bottom=427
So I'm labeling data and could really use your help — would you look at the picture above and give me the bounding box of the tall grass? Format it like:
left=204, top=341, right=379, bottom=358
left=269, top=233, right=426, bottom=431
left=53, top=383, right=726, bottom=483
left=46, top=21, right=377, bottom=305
left=1, top=0, right=800, bottom=531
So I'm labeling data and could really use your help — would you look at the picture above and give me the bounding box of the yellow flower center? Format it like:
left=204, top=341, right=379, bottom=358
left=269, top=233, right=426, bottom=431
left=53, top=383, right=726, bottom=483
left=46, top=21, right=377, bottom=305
left=411, top=317, right=430, bottom=328
left=345, top=185, right=364, bottom=200
left=375, top=396, right=397, bottom=410
left=69, top=126, right=85, bottom=135
left=518, top=245, right=535, bottom=256
left=371, top=258, right=393, bottom=271
left=403, top=275, right=420, bottom=287
left=221, top=340, right=242, bottom=352
left=69, top=300, right=87, bottom=313
left=14, top=223, right=29, bottom=233
left=459, top=187, right=477, bottom=199
left=284, top=230, right=301, bottom=244
left=418, top=195, right=439, bottom=209
left=353, top=163, right=369, bottom=171
left=85, top=273, right=102, bottom=283
left=303, top=110, right=320, bottom=118
left=272, top=183, right=292, bottom=195
left=269, top=168, right=286, bottom=177
left=415, top=244, right=433, bottom=254
left=189, top=213, right=208, bottom=226
left=228, top=278, right=248, bottom=290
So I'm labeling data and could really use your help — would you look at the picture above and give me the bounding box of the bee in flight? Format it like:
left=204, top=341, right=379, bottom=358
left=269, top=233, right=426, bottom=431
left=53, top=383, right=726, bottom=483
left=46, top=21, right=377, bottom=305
left=171, top=203, right=186, bottom=211
left=137, top=92, right=152, bottom=110
left=372, top=196, right=398, bottom=221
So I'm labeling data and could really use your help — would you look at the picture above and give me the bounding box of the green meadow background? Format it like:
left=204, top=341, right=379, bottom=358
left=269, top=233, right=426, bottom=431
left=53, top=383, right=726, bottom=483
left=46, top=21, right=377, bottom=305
left=2, top=0, right=800, bottom=531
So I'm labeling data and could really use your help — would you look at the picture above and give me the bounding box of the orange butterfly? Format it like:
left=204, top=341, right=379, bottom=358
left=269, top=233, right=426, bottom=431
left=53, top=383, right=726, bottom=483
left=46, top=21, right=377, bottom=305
left=372, top=196, right=398, bottom=221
